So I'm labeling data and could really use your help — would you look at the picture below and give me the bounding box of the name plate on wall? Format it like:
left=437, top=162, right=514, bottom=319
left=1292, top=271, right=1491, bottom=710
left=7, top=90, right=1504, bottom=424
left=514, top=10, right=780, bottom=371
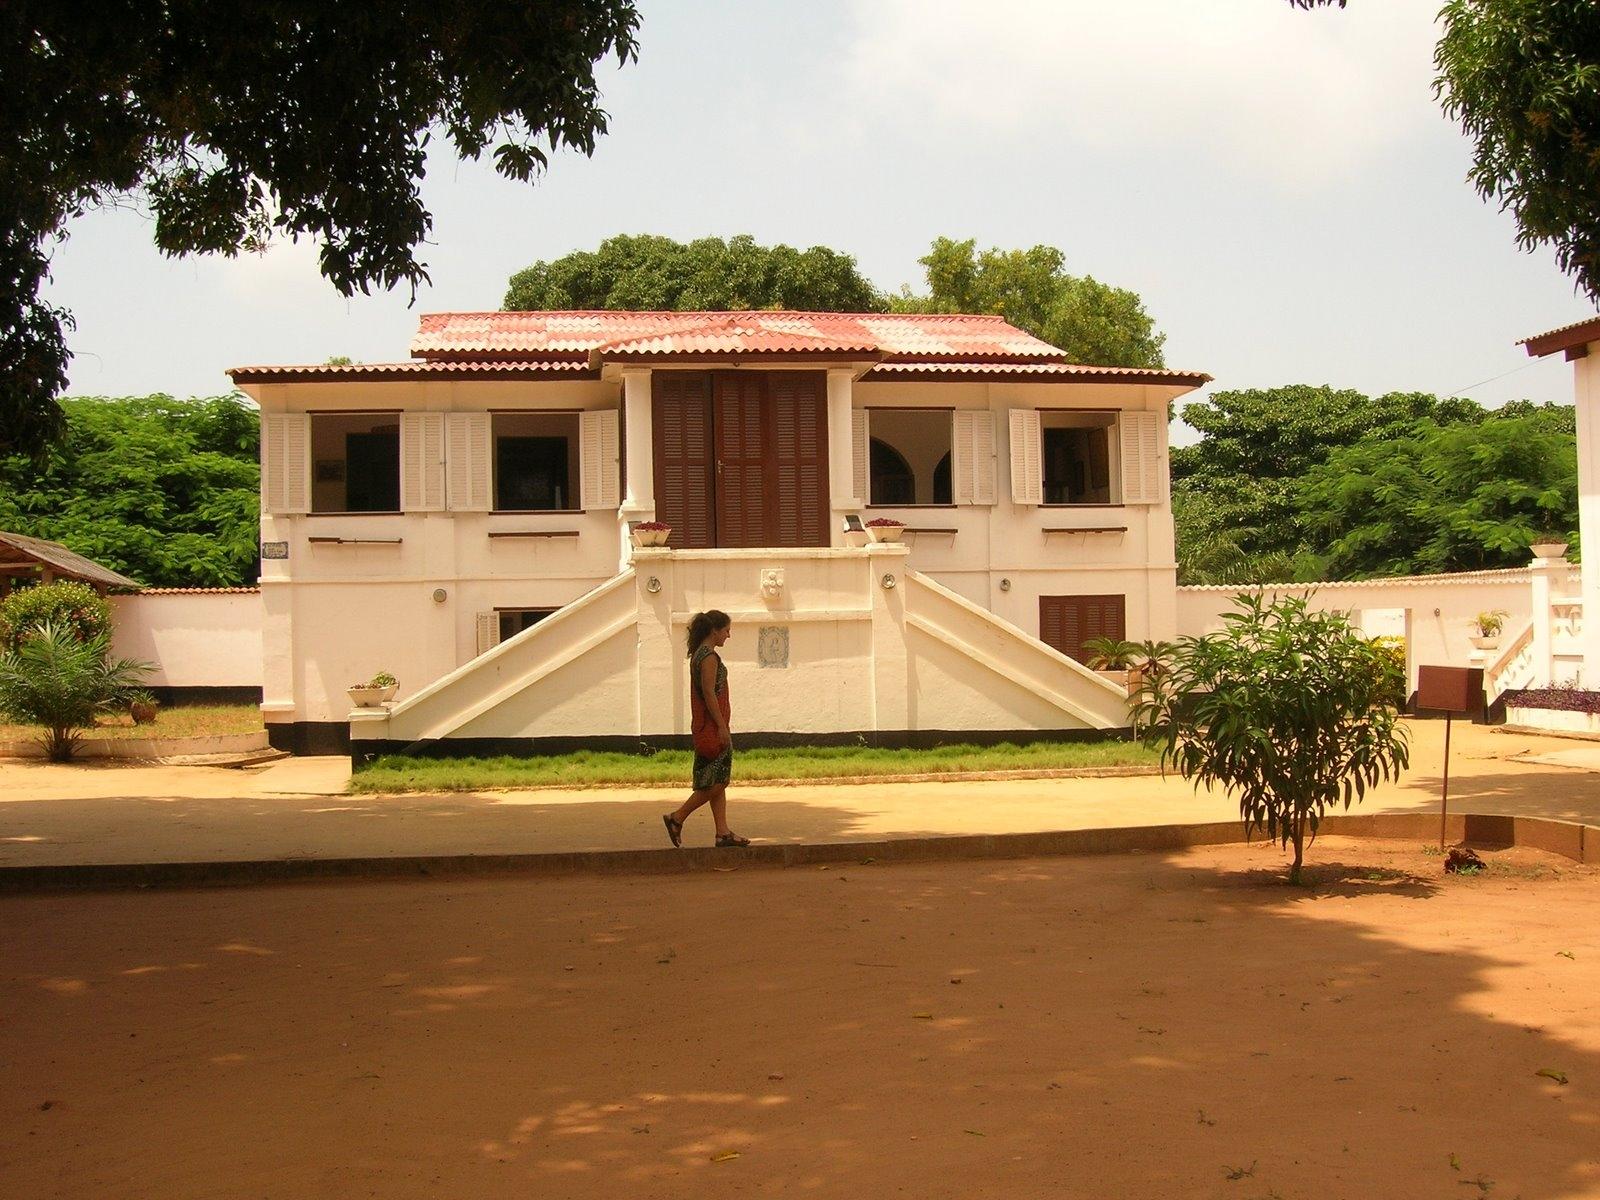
left=260, top=541, right=289, bottom=560
left=757, top=626, right=790, bottom=669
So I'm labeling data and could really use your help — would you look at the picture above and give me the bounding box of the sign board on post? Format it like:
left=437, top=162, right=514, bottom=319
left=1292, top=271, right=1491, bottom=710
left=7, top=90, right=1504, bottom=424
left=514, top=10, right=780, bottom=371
left=1415, top=665, right=1484, bottom=849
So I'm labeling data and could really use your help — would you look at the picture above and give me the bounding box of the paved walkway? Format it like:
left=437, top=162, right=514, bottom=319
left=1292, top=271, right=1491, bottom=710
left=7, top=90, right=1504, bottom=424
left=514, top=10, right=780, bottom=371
left=3, top=721, right=1600, bottom=868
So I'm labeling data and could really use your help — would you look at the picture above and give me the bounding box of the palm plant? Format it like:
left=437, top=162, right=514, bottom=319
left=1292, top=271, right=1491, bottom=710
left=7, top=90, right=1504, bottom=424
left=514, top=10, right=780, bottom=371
left=0, top=621, right=151, bottom=761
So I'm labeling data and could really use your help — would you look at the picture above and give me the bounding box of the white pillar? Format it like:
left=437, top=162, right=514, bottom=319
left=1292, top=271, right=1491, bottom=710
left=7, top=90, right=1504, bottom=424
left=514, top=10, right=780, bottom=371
left=620, top=369, right=654, bottom=567
left=1530, top=551, right=1558, bottom=687
left=827, top=369, right=857, bottom=547
left=1575, top=354, right=1600, bottom=687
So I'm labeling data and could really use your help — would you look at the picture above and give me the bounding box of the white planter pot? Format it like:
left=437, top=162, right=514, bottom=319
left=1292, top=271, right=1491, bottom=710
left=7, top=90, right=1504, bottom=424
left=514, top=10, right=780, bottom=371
left=348, top=684, right=397, bottom=708
left=1531, top=542, right=1568, bottom=560
left=1468, top=634, right=1500, bottom=652
left=632, top=528, right=671, bottom=547
left=867, top=526, right=905, bottom=543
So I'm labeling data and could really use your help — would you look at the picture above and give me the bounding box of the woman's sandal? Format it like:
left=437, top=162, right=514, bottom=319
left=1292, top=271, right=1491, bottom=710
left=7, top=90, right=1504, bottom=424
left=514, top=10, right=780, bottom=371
left=662, top=814, right=683, bottom=848
left=715, top=831, right=751, bottom=848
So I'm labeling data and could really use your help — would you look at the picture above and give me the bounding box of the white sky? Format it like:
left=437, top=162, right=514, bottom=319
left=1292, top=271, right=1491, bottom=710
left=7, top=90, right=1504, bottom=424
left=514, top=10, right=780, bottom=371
left=41, top=0, right=1595, bottom=443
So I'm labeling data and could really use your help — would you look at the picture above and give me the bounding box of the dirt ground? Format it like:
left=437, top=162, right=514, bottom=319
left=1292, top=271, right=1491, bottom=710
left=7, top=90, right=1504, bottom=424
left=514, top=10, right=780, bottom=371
left=4, top=838, right=1598, bottom=1199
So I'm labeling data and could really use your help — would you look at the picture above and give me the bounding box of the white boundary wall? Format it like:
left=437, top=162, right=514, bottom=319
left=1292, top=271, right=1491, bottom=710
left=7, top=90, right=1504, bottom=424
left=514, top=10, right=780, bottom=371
left=1176, top=567, right=1568, bottom=695
left=110, top=590, right=263, bottom=689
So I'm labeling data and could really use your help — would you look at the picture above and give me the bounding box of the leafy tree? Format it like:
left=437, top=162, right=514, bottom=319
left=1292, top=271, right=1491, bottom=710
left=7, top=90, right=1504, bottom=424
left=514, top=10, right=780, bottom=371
left=0, top=394, right=261, bottom=587
left=1173, top=386, right=1493, bottom=568
left=1294, top=0, right=1600, bottom=303
left=2, top=2, right=641, bottom=459
left=1297, top=410, right=1578, bottom=577
left=892, top=238, right=1167, bottom=368
left=504, top=234, right=886, bottom=313
left=1134, top=594, right=1409, bottom=885
left=0, top=621, right=150, bottom=761
left=0, top=581, right=112, bottom=653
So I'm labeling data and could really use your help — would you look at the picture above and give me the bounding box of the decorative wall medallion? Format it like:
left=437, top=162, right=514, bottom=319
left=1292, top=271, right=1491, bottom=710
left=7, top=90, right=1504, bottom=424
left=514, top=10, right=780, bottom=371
left=760, top=568, right=784, bottom=600
left=757, top=625, right=790, bottom=669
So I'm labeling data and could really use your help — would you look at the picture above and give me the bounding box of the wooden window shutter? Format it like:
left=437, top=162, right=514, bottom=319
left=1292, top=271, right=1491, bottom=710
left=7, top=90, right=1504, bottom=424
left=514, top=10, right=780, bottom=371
left=953, top=411, right=996, bottom=505
left=1008, top=409, right=1043, bottom=505
left=401, top=413, right=446, bottom=511
left=766, top=372, right=830, bottom=547
left=852, top=409, right=869, bottom=503
left=1119, top=410, right=1164, bottom=505
left=262, top=413, right=309, bottom=514
left=653, top=372, right=715, bottom=548
left=446, top=413, right=491, bottom=511
left=580, top=409, right=621, bottom=510
left=1039, top=594, right=1126, bottom=663
left=475, top=612, right=501, bottom=656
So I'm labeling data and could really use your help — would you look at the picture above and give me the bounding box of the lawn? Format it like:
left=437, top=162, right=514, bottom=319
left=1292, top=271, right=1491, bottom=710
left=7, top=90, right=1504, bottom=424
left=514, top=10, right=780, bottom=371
left=0, top=703, right=263, bottom=744
left=350, top=738, right=1160, bottom=792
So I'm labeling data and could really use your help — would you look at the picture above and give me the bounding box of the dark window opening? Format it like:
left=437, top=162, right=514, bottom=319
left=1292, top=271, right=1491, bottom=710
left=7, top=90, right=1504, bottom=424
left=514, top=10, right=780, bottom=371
left=870, top=438, right=915, bottom=505
left=311, top=413, right=400, bottom=513
left=1042, top=413, right=1116, bottom=505
left=498, top=608, right=557, bottom=641
left=494, top=413, right=580, bottom=512
left=866, top=408, right=954, bottom=506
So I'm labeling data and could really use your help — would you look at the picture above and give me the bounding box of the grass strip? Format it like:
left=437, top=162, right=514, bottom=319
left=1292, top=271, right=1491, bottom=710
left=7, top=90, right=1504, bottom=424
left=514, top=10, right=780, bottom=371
left=351, top=739, right=1160, bottom=793
left=0, top=703, right=264, bottom=743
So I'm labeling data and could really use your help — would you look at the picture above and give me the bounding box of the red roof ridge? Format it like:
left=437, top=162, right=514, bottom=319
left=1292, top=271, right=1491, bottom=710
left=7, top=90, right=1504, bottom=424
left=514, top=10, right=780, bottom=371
left=421, top=309, right=1013, bottom=322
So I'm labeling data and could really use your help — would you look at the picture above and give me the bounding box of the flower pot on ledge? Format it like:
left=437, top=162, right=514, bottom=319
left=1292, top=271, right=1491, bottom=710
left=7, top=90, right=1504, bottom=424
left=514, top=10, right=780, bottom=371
left=1531, top=541, right=1568, bottom=560
left=866, top=523, right=905, bottom=544
left=348, top=684, right=397, bottom=708
left=1467, top=634, right=1501, bottom=653
left=631, top=525, right=671, bottom=548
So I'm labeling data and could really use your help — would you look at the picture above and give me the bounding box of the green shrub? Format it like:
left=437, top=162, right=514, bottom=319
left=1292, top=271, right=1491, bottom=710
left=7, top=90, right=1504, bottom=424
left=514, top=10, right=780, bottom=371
left=0, top=621, right=151, bottom=760
left=0, top=581, right=113, bottom=652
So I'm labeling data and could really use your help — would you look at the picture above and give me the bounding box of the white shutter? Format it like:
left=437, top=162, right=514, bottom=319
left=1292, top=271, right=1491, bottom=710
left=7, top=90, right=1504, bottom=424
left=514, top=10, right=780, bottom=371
left=852, top=410, right=869, bottom=504
left=1008, top=409, right=1043, bottom=506
left=1119, top=410, right=1164, bottom=505
left=476, top=611, right=502, bottom=656
left=401, top=413, right=446, bottom=511
left=447, top=413, right=491, bottom=511
left=580, top=409, right=621, bottom=510
left=953, top=411, right=996, bottom=505
left=262, top=413, right=309, bottom=514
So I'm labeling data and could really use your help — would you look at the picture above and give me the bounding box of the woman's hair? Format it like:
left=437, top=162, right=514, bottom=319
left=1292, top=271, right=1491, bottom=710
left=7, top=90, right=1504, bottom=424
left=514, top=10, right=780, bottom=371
left=686, top=609, right=731, bottom=656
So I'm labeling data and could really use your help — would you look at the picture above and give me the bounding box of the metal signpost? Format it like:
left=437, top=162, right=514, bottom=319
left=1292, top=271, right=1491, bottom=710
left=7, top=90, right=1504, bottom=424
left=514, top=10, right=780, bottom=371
left=1415, top=665, right=1485, bottom=849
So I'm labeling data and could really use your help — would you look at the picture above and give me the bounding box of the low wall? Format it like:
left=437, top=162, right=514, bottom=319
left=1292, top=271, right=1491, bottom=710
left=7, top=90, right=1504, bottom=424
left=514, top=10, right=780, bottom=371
left=110, top=589, right=263, bottom=694
left=1176, top=568, right=1561, bottom=694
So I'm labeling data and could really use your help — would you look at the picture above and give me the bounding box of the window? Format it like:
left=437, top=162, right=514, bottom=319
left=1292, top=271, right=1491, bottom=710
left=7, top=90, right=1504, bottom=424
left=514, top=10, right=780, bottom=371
left=867, top=408, right=953, bottom=505
left=498, top=608, right=557, bottom=642
left=1039, top=594, right=1126, bottom=663
left=1041, top=411, right=1118, bottom=505
left=311, top=413, right=400, bottom=513
left=493, top=413, right=580, bottom=511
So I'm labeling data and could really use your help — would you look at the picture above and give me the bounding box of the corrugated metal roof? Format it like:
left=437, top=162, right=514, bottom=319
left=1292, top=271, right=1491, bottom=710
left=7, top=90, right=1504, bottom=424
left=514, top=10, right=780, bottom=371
left=228, top=360, right=599, bottom=383
left=132, top=587, right=261, bottom=596
left=0, top=531, right=141, bottom=591
left=411, top=310, right=1067, bottom=361
left=1519, top=314, right=1600, bottom=358
left=863, top=361, right=1212, bottom=386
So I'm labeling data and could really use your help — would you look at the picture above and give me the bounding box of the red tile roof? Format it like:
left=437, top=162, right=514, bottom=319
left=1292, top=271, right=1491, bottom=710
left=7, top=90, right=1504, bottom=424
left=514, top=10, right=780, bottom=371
left=132, top=587, right=261, bottom=595
left=863, top=361, right=1211, bottom=386
left=411, top=310, right=1068, bottom=363
left=228, top=360, right=598, bottom=383
left=1520, top=314, right=1600, bottom=359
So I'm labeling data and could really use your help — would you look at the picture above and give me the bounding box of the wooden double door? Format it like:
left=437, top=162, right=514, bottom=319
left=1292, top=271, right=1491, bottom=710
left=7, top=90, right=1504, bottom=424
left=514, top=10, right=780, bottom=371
left=651, top=371, right=831, bottom=548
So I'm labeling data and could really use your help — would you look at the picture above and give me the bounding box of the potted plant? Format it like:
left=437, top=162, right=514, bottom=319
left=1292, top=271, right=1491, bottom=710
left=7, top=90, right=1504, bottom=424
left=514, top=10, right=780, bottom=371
left=1530, top=528, right=1569, bottom=559
left=865, top=517, right=906, bottom=543
left=632, top=521, right=671, bottom=547
left=348, top=670, right=398, bottom=708
left=128, top=689, right=160, bottom=725
left=1469, top=610, right=1507, bottom=651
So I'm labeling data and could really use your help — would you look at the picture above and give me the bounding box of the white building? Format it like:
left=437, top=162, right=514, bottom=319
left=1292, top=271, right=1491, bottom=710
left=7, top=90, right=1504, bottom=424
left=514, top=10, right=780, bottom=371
left=230, top=311, right=1209, bottom=756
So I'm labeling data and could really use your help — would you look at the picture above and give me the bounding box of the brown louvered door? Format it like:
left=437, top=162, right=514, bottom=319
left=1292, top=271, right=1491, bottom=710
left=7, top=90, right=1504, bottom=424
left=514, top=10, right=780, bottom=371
left=652, top=372, right=716, bottom=548
left=767, top=371, right=830, bottom=546
left=714, top=373, right=769, bottom=547
left=1039, top=594, right=1126, bottom=663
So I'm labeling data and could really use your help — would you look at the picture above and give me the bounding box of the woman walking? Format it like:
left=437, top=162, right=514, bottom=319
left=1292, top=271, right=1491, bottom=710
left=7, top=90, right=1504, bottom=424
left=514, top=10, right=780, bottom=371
left=663, top=609, right=750, bottom=848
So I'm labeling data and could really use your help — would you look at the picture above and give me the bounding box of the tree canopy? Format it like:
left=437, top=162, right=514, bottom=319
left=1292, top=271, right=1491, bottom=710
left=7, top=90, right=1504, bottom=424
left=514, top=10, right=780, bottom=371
left=1, top=1, right=641, bottom=459
left=1172, top=386, right=1578, bottom=583
left=0, top=394, right=261, bottom=587
left=503, top=234, right=886, bottom=313
left=892, top=238, right=1167, bottom=368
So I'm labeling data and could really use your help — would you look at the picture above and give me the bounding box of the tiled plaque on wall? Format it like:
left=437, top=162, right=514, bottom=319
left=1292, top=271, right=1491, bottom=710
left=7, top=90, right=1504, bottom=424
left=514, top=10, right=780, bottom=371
left=757, top=625, right=790, bottom=669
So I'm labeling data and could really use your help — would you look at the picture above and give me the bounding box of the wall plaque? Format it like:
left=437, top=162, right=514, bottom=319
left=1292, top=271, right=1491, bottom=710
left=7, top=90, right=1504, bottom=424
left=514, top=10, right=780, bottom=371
left=757, top=625, right=790, bottom=669
left=261, top=541, right=289, bottom=560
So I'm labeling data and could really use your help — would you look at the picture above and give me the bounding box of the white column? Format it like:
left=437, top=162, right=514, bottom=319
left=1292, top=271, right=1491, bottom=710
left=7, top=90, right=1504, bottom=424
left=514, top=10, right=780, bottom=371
left=1530, top=551, right=1558, bottom=686
left=620, top=369, right=654, bottom=567
left=1576, top=354, right=1600, bottom=687
left=827, top=369, right=857, bottom=547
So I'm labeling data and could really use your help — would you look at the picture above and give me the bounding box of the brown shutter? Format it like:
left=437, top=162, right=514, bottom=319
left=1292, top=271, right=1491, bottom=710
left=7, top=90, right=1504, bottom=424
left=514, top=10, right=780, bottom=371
left=1038, top=594, right=1126, bottom=663
left=767, top=371, right=830, bottom=547
left=652, top=372, right=715, bottom=548
left=714, top=372, right=769, bottom=547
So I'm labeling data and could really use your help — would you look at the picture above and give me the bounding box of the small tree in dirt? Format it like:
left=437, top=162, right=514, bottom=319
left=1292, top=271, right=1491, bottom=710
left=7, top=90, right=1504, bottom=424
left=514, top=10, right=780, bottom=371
left=1133, top=594, right=1409, bottom=884
left=0, top=622, right=150, bottom=761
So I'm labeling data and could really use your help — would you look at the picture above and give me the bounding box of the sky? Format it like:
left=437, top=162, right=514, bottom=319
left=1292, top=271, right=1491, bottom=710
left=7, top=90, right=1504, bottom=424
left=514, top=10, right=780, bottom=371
left=41, top=0, right=1599, bottom=443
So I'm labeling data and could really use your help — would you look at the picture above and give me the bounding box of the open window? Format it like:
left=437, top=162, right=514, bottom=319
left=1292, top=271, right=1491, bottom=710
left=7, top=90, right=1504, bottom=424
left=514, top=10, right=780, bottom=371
left=866, top=408, right=953, bottom=506
left=311, top=413, right=400, bottom=513
left=1041, top=411, right=1118, bottom=505
left=493, top=413, right=581, bottom=512
left=476, top=607, right=558, bottom=655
